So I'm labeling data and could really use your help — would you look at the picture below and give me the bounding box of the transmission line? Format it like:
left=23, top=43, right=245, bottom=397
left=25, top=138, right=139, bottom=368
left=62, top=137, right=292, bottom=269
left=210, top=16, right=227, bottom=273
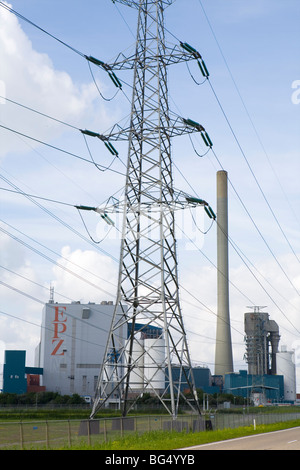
left=0, top=123, right=126, bottom=176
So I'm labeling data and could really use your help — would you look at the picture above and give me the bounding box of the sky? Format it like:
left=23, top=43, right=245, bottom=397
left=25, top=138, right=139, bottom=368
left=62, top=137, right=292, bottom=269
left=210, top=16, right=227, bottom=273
left=0, top=0, right=299, bottom=391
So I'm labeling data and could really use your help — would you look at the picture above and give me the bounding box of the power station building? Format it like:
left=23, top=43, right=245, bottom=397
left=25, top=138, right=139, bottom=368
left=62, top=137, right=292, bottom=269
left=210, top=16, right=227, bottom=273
left=33, top=301, right=215, bottom=400
left=34, top=300, right=126, bottom=398
left=224, top=308, right=296, bottom=404
left=244, top=308, right=280, bottom=376
left=1, top=299, right=297, bottom=405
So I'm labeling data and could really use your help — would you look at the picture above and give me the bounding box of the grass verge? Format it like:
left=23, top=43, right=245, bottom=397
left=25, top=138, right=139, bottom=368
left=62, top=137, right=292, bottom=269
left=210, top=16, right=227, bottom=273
left=58, top=419, right=300, bottom=450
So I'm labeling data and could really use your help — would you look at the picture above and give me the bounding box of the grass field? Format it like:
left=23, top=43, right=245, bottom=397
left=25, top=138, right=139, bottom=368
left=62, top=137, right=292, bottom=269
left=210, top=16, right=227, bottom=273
left=56, top=420, right=300, bottom=450
left=1, top=407, right=300, bottom=450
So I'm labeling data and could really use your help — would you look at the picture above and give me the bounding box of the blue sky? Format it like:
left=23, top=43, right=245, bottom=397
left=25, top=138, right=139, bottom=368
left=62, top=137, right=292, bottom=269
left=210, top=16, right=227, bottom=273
left=0, top=0, right=299, bottom=388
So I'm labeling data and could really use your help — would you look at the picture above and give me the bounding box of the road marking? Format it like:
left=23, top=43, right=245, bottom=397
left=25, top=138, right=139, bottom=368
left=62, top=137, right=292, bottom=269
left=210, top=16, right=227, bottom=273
left=180, top=426, right=300, bottom=450
left=288, top=440, right=297, bottom=444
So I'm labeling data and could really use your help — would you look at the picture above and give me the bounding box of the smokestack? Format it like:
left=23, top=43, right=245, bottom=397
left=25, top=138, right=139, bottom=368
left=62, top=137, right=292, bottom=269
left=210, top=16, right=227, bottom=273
left=214, top=170, right=233, bottom=377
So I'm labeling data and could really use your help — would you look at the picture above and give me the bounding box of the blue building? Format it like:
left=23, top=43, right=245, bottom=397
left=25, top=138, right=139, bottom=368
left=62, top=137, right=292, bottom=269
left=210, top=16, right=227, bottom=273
left=3, top=350, right=43, bottom=394
left=169, top=366, right=219, bottom=394
left=224, top=370, right=284, bottom=403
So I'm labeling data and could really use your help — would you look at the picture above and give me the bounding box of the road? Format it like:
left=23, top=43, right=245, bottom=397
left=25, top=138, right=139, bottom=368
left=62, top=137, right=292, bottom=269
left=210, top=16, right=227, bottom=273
left=183, top=427, right=300, bottom=450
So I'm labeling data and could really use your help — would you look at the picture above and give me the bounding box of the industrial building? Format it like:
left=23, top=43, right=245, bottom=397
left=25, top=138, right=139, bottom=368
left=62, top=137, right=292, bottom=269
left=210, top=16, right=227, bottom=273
left=2, top=168, right=296, bottom=406
left=1, top=299, right=297, bottom=406
left=34, top=300, right=126, bottom=398
left=224, top=370, right=284, bottom=404
left=33, top=301, right=216, bottom=400
left=2, top=300, right=216, bottom=400
left=244, top=307, right=280, bottom=376
left=276, top=346, right=297, bottom=402
left=223, top=308, right=296, bottom=405
left=211, top=170, right=297, bottom=404
left=223, top=315, right=296, bottom=405
left=3, top=350, right=44, bottom=394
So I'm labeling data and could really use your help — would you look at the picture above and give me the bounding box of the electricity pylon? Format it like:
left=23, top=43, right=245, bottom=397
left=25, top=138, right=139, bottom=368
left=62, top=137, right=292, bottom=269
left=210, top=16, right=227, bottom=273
left=90, top=0, right=212, bottom=419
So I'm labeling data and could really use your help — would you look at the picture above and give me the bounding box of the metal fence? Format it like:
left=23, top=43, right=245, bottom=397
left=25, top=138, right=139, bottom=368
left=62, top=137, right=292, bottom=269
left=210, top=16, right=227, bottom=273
left=1, top=411, right=300, bottom=450
left=210, top=410, right=300, bottom=431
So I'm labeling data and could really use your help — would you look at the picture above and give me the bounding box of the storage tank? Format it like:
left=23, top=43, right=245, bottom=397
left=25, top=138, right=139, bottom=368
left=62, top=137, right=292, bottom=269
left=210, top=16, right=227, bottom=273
left=125, top=339, right=144, bottom=391
left=276, top=347, right=296, bottom=402
left=144, top=338, right=165, bottom=392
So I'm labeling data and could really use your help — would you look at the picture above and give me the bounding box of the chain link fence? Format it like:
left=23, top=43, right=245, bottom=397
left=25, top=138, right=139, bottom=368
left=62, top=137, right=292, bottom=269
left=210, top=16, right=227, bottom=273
left=1, top=411, right=300, bottom=449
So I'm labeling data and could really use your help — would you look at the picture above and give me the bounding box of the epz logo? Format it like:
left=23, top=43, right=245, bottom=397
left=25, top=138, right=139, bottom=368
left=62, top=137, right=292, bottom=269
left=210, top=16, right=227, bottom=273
left=51, top=306, right=67, bottom=356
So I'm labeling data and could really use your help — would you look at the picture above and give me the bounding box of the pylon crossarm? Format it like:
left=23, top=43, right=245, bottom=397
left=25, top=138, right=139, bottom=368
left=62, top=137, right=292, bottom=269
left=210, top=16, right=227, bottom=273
left=100, top=116, right=211, bottom=142
left=108, top=44, right=203, bottom=71
left=112, top=0, right=175, bottom=9
left=95, top=192, right=209, bottom=214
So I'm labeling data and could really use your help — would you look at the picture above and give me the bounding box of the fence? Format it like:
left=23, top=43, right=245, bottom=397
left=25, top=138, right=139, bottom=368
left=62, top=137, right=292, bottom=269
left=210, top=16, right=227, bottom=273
left=1, top=411, right=300, bottom=449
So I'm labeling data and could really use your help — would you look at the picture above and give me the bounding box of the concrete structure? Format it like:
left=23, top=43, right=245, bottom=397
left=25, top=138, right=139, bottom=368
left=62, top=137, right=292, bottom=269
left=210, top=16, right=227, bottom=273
left=276, top=346, right=296, bottom=402
left=35, top=301, right=126, bottom=398
left=244, top=307, right=280, bottom=376
left=214, top=170, right=233, bottom=376
left=125, top=324, right=165, bottom=394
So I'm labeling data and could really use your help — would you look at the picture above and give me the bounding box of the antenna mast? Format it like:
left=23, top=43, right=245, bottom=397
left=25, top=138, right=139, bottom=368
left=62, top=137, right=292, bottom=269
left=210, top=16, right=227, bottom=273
left=91, top=0, right=210, bottom=419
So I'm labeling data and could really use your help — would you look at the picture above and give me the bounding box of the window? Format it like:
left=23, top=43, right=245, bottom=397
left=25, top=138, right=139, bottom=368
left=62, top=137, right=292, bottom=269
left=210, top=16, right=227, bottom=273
left=82, top=375, right=87, bottom=393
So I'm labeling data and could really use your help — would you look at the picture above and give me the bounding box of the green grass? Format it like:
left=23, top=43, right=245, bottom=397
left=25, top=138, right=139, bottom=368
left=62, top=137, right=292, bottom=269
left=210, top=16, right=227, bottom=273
left=1, top=407, right=300, bottom=450
left=0, top=408, right=119, bottom=421
left=57, top=419, right=300, bottom=450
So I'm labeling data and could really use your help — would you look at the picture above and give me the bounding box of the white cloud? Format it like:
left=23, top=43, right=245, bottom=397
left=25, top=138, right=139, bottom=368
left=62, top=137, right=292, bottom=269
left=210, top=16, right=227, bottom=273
left=0, top=2, right=114, bottom=158
left=0, top=4, right=122, bottom=365
left=0, top=226, right=26, bottom=269
left=51, top=246, right=118, bottom=304
left=0, top=256, right=44, bottom=364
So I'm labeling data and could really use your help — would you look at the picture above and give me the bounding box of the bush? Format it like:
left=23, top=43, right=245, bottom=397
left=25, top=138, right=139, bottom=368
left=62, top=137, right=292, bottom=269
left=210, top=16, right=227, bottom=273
left=0, top=391, right=86, bottom=406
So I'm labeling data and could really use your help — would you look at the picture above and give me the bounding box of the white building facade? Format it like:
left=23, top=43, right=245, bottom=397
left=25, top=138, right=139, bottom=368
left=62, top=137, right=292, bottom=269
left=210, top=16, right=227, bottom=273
left=35, top=301, right=125, bottom=398
left=276, top=346, right=297, bottom=403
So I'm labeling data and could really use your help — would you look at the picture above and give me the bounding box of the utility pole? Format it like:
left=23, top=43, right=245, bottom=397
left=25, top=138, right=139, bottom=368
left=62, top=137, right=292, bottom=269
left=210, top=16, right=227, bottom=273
left=90, top=0, right=212, bottom=420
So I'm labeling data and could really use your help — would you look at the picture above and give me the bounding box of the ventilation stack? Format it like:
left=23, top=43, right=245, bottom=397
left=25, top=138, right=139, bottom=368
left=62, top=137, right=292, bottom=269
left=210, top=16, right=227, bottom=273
left=214, top=170, right=233, bottom=377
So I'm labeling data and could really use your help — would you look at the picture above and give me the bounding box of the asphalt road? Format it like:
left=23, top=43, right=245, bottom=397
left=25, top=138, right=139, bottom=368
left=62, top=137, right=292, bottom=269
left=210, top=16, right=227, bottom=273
left=184, top=427, right=300, bottom=450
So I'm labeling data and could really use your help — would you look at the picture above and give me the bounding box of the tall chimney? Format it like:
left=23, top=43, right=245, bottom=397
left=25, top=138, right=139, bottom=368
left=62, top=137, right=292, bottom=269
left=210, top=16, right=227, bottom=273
left=214, top=170, right=233, bottom=377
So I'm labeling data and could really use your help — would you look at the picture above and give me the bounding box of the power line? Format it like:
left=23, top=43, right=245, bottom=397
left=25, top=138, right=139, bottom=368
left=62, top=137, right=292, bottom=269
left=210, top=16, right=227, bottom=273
left=0, top=123, right=126, bottom=177
left=171, top=147, right=300, bottom=337
left=1, top=0, right=298, bottom=387
left=0, top=221, right=117, bottom=296
left=176, top=222, right=255, bottom=309
left=207, top=80, right=300, bottom=267
left=0, top=95, right=79, bottom=131
left=0, top=174, right=119, bottom=263
left=197, top=0, right=300, bottom=229
left=194, top=0, right=300, bottom=266
left=0, top=2, right=129, bottom=103
left=0, top=93, right=129, bottom=174
left=168, top=36, right=300, bottom=299
left=0, top=186, right=76, bottom=208
left=0, top=307, right=110, bottom=350
left=0, top=182, right=271, bottom=342
left=0, top=245, right=241, bottom=353
left=151, top=1, right=300, bottom=285
left=0, top=1, right=86, bottom=59
left=210, top=147, right=300, bottom=299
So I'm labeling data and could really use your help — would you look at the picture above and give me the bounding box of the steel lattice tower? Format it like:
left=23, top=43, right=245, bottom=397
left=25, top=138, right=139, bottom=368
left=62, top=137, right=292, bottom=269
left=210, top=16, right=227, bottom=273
left=90, top=0, right=212, bottom=419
